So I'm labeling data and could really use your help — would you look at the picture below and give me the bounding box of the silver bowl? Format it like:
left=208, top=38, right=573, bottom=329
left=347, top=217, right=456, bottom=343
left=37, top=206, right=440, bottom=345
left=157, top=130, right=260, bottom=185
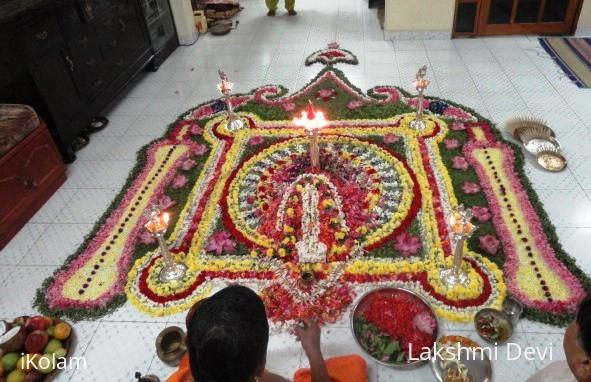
left=474, top=308, right=514, bottom=345
left=350, top=287, right=439, bottom=369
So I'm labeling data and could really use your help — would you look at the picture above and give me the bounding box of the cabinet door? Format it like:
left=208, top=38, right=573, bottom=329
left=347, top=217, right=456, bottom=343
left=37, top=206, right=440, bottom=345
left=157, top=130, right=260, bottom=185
left=478, top=0, right=583, bottom=35
left=28, top=52, right=84, bottom=144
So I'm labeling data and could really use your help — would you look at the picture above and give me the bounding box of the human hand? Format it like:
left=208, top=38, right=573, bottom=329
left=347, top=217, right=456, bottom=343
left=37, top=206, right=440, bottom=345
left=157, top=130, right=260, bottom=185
left=295, top=319, right=322, bottom=357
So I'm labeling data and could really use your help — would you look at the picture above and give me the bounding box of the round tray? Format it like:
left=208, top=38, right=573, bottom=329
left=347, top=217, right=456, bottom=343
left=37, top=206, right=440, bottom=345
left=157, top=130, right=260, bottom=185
left=350, top=287, right=439, bottom=369
left=522, top=136, right=560, bottom=155
left=537, top=151, right=567, bottom=172
left=430, top=335, right=492, bottom=382
left=2, top=316, right=75, bottom=381
left=474, top=308, right=514, bottom=345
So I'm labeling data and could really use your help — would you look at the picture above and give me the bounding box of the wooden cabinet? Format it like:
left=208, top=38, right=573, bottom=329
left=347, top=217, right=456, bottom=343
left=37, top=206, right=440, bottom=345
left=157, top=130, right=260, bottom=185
left=0, top=0, right=154, bottom=163
left=453, top=0, right=584, bottom=36
left=0, top=123, right=66, bottom=249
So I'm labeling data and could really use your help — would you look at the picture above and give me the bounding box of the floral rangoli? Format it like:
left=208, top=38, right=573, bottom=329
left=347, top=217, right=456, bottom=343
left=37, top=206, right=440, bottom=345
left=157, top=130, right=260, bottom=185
left=36, top=63, right=589, bottom=327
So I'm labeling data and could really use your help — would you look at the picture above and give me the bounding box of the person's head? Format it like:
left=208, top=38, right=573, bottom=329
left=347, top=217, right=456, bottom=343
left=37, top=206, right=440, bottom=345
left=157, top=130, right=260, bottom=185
left=565, top=295, right=591, bottom=381
left=186, top=285, right=269, bottom=382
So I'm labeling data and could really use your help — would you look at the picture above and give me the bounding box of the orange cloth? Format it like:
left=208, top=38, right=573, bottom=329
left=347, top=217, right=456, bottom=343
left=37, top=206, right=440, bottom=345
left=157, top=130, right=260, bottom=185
left=166, top=354, right=193, bottom=382
left=167, top=354, right=367, bottom=382
left=293, top=355, right=367, bottom=382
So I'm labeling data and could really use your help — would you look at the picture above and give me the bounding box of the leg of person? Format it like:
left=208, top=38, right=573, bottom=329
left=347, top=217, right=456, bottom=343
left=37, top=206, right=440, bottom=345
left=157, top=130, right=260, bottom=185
left=285, top=0, right=297, bottom=15
left=266, top=0, right=278, bottom=16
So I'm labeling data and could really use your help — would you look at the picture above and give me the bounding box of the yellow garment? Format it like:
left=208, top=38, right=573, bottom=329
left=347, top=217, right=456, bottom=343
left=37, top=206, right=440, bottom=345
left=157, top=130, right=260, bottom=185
left=266, top=0, right=295, bottom=11
left=293, top=355, right=368, bottom=382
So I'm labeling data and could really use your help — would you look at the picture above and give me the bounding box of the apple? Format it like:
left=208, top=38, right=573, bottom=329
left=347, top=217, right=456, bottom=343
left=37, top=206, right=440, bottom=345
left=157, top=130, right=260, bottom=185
left=24, top=331, right=48, bottom=355
left=1, top=353, right=18, bottom=373
left=34, top=356, right=53, bottom=375
left=43, top=339, right=61, bottom=355
left=5, top=369, right=24, bottom=382
left=24, top=318, right=47, bottom=333
left=0, top=327, right=26, bottom=353
left=52, top=348, right=67, bottom=359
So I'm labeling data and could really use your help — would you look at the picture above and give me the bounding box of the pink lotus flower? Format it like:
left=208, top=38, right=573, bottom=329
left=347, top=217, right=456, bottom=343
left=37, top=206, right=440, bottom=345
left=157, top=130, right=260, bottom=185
left=452, top=156, right=470, bottom=171
left=171, top=175, right=188, bottom=189
left=138, top=230, right=156, bottom=245
left=479, top=234, right=500, bottom=255
left=443, top=138, right=460, bottom=150
left=193, top=105, right=214, bottom=119
left=444, top=108, right=472, bottom=121
left=472, top=206, right=491, bottom=223
left=346, top=100, right=364, bottom=110
left=451, top=122, right=466, bottom=131
left=414, top=311, right=437, bottom=335
left=249, top=136, right=264, bottom=146
left=462, top=182, right=481, bottom=194
left=194, top=144, right=208, bottom=156
left=190, top=123, right=203, bottom=135
left=281, top=102, right=296, bottom=112
left=383, top=133, right=399, bottom=144
left=206, top=231, right=237, bottom=255
left=408, top=98, right=429, bottom=109
left=317, top=88, right=337, bottom=101
left=394, top=232, right=422, bottom=257
left=158, top=195, right=176, bottom=210
left=181, top=159, right=197, bottom=171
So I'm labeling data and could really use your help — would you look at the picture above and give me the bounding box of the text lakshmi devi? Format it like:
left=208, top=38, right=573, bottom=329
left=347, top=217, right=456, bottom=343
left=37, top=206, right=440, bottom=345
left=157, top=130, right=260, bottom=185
left=408, top=342, right=556, bottom=362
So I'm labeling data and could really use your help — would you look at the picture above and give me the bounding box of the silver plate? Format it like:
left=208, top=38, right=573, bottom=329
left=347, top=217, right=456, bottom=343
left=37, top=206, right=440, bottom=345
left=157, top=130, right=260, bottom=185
left=474, top=308, right=514, bottom=345
left=523, top=137, right=560, bottom=155
left=430, top=345, right=492, bottom=382
left=350, top=287, right=439, bottom=370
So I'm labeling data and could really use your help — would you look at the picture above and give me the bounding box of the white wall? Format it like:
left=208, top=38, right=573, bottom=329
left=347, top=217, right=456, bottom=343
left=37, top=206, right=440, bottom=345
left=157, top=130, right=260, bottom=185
left=384, top=0, right=455, bottom=32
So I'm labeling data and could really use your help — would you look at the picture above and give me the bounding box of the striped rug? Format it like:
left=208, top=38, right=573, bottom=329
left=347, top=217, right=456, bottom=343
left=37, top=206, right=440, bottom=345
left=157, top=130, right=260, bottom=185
left=539, top=37, right=591, bottom=88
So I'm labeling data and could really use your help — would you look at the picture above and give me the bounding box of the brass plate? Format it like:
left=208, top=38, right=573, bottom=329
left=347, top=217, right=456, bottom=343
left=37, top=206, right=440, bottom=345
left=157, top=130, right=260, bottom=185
left=537, top=152, right=567, bottom=172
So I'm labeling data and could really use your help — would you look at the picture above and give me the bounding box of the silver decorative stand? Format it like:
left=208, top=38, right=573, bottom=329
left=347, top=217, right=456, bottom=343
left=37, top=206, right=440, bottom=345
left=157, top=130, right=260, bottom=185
left=145, top=206, right=187, bottom=283
left=295, top=183, right=327, bottom=284
left=440, top=205, right=476, bottom=288
left=409, top=65, right=430, bottom=131
left=218, top=69, right=244, bottom=132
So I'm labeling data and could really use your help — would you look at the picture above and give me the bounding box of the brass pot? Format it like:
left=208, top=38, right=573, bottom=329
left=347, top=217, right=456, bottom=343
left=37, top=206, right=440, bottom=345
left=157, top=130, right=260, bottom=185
left=155, top=326, right=187, bottom=366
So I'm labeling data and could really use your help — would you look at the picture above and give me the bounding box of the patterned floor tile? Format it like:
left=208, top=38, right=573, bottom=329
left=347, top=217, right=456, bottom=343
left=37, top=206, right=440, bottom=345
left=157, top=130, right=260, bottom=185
left=68, top=322, right=166, bottom=382
left=19, top=223, right=93, bottom=266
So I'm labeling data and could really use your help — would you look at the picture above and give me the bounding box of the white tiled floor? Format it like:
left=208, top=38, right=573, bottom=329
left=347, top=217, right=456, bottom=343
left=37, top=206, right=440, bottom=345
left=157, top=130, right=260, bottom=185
left=1, top=0, right=590, bottom=380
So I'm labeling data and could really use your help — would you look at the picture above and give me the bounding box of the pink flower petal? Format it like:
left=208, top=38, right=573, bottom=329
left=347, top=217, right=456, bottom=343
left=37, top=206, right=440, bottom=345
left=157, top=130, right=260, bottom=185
left=383, top=133, right=399, bottom=144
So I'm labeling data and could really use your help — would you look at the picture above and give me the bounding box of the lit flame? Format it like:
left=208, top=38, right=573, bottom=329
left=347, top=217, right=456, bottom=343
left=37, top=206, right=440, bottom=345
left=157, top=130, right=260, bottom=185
left=293, top=102, right=327, bottom=132
left=145, top=209, right=171, bottom=234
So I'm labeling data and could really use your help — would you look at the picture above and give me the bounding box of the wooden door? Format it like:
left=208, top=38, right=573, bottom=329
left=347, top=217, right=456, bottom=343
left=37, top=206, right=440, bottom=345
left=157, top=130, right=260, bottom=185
left=477, top=0, right=583, bottom=35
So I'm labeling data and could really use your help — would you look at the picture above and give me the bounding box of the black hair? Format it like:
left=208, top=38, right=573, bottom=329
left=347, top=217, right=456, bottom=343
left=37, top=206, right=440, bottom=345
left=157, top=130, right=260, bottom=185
left=187, top=285, right=269, bottom=382
left=577, top=295, right=591, bottom=357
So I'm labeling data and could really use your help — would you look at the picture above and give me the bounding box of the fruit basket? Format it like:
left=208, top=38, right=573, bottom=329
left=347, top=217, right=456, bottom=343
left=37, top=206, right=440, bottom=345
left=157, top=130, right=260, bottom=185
left=351, top=287, right=438, bottom=369
left=0, top=316, right=75, bottom=382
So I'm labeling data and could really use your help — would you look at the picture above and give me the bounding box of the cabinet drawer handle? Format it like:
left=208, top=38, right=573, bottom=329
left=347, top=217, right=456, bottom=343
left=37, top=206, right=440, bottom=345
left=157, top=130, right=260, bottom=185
left=35, top=30, right=48, bottom=40
left=119, top=19, right=126, bottom=33
left=65, top=55, right=75, bottom=72
left=86, top=58, right=96, bottom=66
left=23, top=179, right=38, bottom=190
left=94, top=79, right=103, bottom=87
left=0, top=176, right=37, bottom=189
left=117, top=59, right=124, bottom=67
left=78, top=36, right=89, bottom=45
